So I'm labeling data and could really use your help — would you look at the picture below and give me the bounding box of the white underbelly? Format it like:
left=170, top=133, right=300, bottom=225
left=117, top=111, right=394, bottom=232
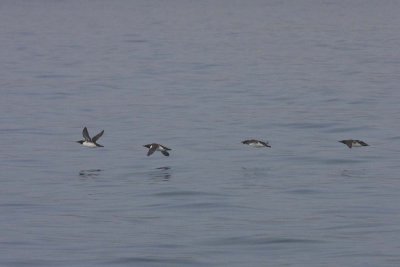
left=352, top=143, right=363, bottom=147
left=83, top=141, right=97, bottom=148
left=249, top=142, right=264, bottom=147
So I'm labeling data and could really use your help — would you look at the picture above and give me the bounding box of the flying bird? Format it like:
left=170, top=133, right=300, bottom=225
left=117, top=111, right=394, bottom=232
left=144, top=143, right=171, bottom=156
left=242, top=139, right=271, bottom=148
left=339, top=139, right=368, bottom=149
left=77, top=127, right=104, bottom=148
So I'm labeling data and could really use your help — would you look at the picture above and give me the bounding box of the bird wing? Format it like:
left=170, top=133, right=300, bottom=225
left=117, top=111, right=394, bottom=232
left=259, top=141, right=270, bottom=147
left=346, top=141, right=352, bottom=148
left=82, top=127, right=91, bottom=142
left=147, top=145, right=158, bottom=156
left=358, top=140, right=369, bottom=146
left=92, top=130, right=104, bottom=142
left=161, top=145, right=171, bottom=150
left=161, top=150, right=170, bottom=156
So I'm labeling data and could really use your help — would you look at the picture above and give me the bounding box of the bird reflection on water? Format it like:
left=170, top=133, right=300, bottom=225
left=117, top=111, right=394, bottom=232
left=79, top=169, right=103, bottom=178
left=150, top=166, right=171, bottom=181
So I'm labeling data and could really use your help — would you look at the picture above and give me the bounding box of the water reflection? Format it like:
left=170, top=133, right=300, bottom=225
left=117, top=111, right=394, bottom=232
left=341, top=169, right=367, bottom=178
left=149, top=166, right=171, bottom=181
left=79, top=169, right=103, bottom=178
left=240, top=166, right=271, bottom=178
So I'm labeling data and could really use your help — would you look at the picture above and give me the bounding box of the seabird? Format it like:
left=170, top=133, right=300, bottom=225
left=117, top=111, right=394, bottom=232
left=77, top=127, right=104, bottom=148
left=339, top=139, right=368, bottom=149
left=242, top=139, right=271, bottom=148
left=144, top=143, right=171, bottom=156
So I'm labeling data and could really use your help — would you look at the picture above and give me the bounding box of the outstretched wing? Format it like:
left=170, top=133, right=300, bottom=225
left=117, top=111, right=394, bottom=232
left=147, top=145, right=157, bottom=156
left=161, top=150, right=170, bottom=156
left=259, top=141, right=270, bottom=147
left=161, top=145, right=171, bottom=151
left=92, top=130, right=104, bottom=142
left=344, top=140, right=352, bottom=148
left=82, top=127, right=91, bottom=142
left=357, top=140, right=369, bottom=146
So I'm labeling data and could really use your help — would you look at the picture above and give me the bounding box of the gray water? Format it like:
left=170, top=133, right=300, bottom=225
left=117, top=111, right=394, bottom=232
left=1, top=1, right=400, bottom=266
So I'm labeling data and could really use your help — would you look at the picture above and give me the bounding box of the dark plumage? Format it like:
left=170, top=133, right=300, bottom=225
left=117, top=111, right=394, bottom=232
left=339, top=139, right=368, bottom=149
left=144, top=143, right=171, bottom=156
left=242, top=139, right=271, bottom=148
left=76, top=127, right=104, bottom=147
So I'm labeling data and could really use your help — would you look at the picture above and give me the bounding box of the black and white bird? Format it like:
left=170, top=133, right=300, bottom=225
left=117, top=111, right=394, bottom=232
left=242, top=139, right=271, bottom=148
left=144, top=143, right=171, bottom=156
left=339, top=139, right=368, bottom=149
left=76, top=127, right=104, bottom=148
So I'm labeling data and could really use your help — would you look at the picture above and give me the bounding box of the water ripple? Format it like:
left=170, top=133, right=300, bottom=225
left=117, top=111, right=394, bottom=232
left=207, top=235, right=324, bottom=246
left=107, top=256, right=200, bottom=266
left=154, top=190, right=224, bottom=197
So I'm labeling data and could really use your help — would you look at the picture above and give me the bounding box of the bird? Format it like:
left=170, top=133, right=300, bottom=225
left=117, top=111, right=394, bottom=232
left=242, top=139, right=271, bottom=148
left=76, top=127, right=104, bottom=148
left=339, top=139, right=368, bottom=149
left=143, top=143, right=171, bottom=156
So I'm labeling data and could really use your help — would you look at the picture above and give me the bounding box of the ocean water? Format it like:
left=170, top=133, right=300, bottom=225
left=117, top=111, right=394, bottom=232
left=1, top=0, right=400, bottom=266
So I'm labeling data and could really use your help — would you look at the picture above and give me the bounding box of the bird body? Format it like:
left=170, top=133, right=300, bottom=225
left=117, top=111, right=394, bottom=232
left=339, top=139, right=368, bottom=149
left=242, top=139, right=271, bottom=148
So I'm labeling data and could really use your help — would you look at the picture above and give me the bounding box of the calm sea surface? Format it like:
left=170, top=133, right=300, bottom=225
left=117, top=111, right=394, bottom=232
left=1, top=1, right=400, bottom=266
